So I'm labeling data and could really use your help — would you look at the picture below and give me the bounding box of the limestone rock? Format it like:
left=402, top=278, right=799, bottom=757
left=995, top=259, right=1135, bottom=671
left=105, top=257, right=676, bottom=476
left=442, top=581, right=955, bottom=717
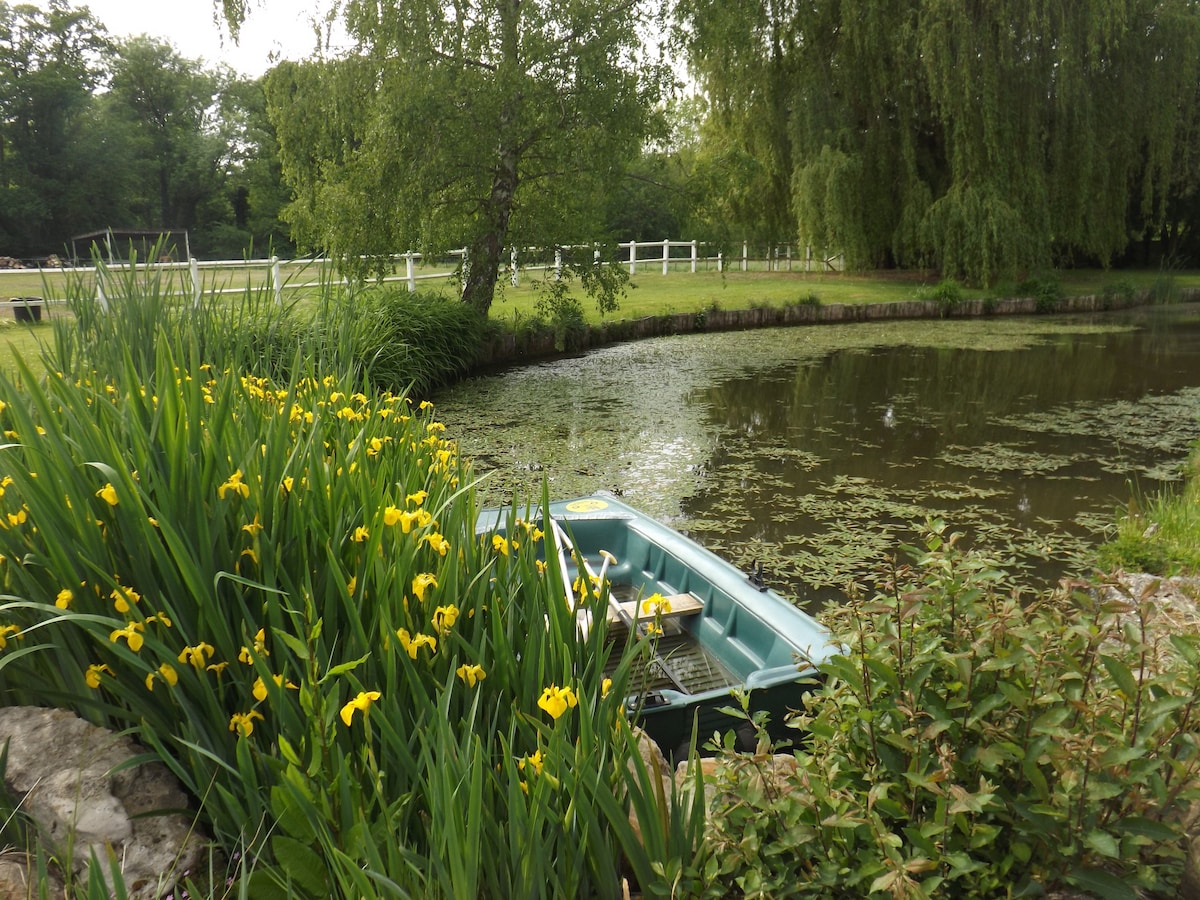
left=0, top=849, right=64, bottom=899
left=0, top=706, right=208, bottom=899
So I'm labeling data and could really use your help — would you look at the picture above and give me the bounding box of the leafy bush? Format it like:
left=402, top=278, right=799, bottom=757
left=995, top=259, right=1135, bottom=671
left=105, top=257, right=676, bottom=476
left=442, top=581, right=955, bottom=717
left=326, top=286, right=488, bottom=395
left=784, top=292, right=821, bottom=309
left=916, top=279, right=963, bottom=317
left=697, top=522, right=1200, bottom=898
left=1100, top=279, right=1138, bottom=310
left=1017, top=275, right=1063, bottom=313
left=534, top=277, right=589, bottom=352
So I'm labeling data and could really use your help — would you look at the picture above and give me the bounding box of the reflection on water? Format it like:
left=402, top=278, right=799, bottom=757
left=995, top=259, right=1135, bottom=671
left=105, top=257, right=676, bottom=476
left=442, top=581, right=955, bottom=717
left=435, top=305, right=1200, bottom=610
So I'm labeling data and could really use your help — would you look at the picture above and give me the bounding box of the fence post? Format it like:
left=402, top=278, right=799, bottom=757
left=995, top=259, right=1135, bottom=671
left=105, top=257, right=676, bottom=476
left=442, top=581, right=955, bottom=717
left=806, top=245, right=812, bottom=273
left=717, top=251, right=723, bottom=274
left=742, top=241, right=748, bottom=272
left=629, top=240, right=637, bottom=275
left=190, top=257, right=200, bottom=306
left=406, top=252, right=416, bottom=291
left=786, top=244, right=792, bottom=271
left=691, top=240, right=698, bottom=273
left=510, top=247, right=519, bottom=287
left=271, top=256, right=282, bottom=305
left=96, top=268, right=109, bottom=312
left=555, top=248, right=563, bottom=281
left=593, top=247, right=601, bottom=267
left=662, top=239, right=670, bottom=276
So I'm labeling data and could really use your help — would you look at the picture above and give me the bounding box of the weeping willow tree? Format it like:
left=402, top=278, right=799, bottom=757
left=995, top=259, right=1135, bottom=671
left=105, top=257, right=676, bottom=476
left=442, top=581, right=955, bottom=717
left=678, top=0, right=1200, bottom=283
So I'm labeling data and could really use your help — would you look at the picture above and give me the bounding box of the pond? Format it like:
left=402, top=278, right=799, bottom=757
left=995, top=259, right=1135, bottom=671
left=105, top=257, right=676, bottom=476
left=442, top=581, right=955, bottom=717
left=434, top=304, right=1200, bottom=611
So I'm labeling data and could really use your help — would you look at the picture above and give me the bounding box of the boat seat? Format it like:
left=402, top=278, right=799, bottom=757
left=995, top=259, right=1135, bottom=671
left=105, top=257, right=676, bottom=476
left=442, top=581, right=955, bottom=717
left=607, top=591, right=703, bottom=624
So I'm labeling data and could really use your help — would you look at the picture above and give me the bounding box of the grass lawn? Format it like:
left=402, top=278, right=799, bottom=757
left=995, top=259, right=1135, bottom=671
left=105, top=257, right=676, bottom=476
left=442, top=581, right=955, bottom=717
left=4, top=265, right=1200, bottom=374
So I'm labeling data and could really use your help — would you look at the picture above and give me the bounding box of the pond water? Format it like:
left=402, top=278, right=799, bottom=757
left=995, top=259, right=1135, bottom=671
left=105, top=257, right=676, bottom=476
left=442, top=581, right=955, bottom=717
left=434, top=304, right=1200, bottom=611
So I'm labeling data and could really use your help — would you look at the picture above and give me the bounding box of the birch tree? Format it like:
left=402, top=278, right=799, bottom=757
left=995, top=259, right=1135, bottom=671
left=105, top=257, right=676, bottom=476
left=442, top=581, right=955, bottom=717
left=229, top=0, right=663, bottom=315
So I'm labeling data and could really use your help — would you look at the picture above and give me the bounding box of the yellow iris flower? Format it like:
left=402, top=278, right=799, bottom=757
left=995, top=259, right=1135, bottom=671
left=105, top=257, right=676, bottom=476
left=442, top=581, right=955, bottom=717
left=85, top=663, right=114, bottom=689
left=217, top=470, right=250, bottom=500
left=252, top=673, right=299, bottom=702
left=177, top=642, right=215, bottom=668
left=422, top=532, right=450, bottom=556
left=432, top=604, right=459, bottom=634
left=397, top=628, right=437, bottom=659
left=0, top=624, right=21, bottom=649
left=95, top=483, right=119, bottom=506
left=537, top=684, right=578, bottom=720
left=110, top=585, right=141, bottom=613
left=340, top=690, right=381, bottom=726
left=144, top=663, right=178, bottom=691
left=456, top=663, right=486, bottom=688
left=412, top=573, right=437, bottom=602
left=229, top=710, right=264, bottom=737
left=109, top=622, right=145, bottom=652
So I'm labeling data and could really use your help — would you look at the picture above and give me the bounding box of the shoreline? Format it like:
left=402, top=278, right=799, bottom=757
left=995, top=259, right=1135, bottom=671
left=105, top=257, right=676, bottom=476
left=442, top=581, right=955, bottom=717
left=473, top=286, right=1200, bottom=371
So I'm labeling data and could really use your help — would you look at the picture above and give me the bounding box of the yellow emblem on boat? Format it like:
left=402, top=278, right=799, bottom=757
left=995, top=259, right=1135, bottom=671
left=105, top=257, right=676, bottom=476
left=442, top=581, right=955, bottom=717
left=563, top=498, right=609, bottom=513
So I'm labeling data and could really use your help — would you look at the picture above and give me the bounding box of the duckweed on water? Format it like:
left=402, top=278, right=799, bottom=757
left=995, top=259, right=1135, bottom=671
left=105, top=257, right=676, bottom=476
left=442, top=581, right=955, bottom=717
left=437, top=307, right=1200, bottom=605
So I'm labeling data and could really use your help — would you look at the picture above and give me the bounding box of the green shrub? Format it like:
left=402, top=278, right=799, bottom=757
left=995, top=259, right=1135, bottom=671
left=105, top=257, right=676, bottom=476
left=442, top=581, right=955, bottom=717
left=533, top=278, right=588, bottom=352
left=784, top=292, right=821, bottom=309
left=1100, top=279, right=1138, bottom=310
left=1018, top=275, right=1063, bottom=313
left=328, top=286, right=488, bottom=395
left=697, top=522, right=1200, bottom=898
left=916, top=279, right=963, bottom=317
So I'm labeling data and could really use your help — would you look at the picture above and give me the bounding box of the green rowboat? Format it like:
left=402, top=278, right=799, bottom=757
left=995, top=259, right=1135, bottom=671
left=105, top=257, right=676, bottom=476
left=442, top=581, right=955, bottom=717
left=477, top=494, right=833, bottom=756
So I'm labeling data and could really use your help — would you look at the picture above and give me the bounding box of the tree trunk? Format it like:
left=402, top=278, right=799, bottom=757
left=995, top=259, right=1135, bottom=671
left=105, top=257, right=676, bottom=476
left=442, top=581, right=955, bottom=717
left=462, top=148, right=518, bottom=315
left=461, top=0, right=521, bottom=317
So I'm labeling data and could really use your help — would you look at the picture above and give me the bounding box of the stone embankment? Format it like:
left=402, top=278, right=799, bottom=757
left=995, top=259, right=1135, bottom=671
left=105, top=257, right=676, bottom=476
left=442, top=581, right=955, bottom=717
left=475, top=286, right=1200, bottom=370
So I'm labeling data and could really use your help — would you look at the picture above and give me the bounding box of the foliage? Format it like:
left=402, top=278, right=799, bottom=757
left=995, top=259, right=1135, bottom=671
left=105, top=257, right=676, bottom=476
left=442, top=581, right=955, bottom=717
left=695, top=522, right=1200, bottom=898
left=0, top=3, right=291, bottom=259
left=316, top=286, right=489, bottom=396
left=105, top=36, right=228, bottom=233
left=259, top=1, right=665, bottom=315
left=1100, top=279, right=1138, bottom=310
left=1099, top=453, right=1200, bottom=575
left=0, top=278, right=703, bottom=897
left=1018, top=274, right=1064, bottom=313
left=672, top=2, right=797, bottom=247
left=0, top=1, right=112, bottom=256
left=676, top=0, right=1200, bottom=285
left=915, top=278, right=962, bottom=316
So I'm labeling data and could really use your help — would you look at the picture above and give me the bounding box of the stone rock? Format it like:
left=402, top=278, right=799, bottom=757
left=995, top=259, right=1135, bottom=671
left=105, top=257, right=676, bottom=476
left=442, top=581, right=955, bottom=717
left=0, top=706, right=208, bottom=899
left=0, top=849, right=65, bottom=899
left=626, top=726, right=674, bottom=845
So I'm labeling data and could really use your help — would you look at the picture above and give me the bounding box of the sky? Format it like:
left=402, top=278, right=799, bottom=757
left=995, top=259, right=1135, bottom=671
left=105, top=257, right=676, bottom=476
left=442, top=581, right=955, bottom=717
left=36, top=0, right=351, bottom=77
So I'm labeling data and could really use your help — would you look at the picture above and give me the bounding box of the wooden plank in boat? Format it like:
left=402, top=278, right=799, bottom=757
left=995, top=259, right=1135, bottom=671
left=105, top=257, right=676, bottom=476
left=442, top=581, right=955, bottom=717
left=607, top=592, right=703, bottom=624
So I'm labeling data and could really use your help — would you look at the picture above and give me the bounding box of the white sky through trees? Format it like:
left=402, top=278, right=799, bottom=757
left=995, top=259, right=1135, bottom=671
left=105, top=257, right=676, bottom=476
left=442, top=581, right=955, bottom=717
left=28, top=0, right=350, bottom=76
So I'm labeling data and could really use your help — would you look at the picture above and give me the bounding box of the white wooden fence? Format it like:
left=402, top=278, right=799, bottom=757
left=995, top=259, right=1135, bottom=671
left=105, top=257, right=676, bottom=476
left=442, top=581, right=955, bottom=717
left=1, top=240, right=844, bottom=308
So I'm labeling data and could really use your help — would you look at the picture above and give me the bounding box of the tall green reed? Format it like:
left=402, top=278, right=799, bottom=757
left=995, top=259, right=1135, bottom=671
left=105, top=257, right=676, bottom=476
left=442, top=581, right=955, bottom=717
left=0, top=268, right=705, bottom=897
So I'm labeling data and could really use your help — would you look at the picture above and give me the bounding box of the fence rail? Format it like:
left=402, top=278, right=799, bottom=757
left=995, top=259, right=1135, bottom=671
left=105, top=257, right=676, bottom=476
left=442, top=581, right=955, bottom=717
left=0, top=241, right=844, bottom=306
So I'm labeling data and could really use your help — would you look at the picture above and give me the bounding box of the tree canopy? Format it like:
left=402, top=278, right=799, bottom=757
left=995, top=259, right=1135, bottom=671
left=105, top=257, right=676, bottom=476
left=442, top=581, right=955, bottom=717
left=254, top=0, right=665, bottom=314
left=677, top=0, right=1200, bottom=283
left=0, top=1, right=289, bottom=260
